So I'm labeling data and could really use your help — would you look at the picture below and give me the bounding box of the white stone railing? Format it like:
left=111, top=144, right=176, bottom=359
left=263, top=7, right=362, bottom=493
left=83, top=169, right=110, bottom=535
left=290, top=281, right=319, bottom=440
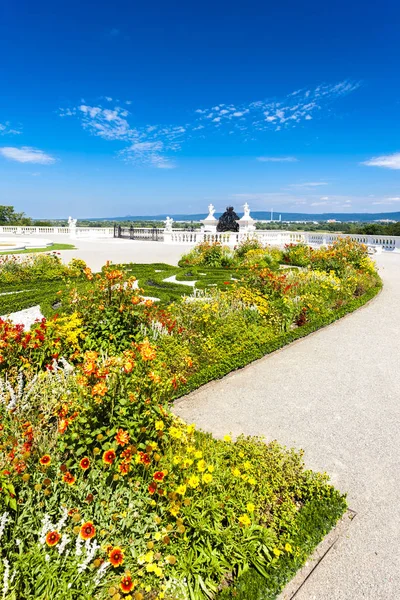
left=0, top=226, right=114, bottom=238
left=164, top=229, right=400, bottom=251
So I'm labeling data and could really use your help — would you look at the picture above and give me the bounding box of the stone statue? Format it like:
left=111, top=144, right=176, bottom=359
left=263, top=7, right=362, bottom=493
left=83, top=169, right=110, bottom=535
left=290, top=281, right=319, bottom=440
left=165, top=216, right=174, bottom=232
left=243, top=202, right=250, bottom=218
left=68, top=216, right=77, bottom=228
left=217, top=206, right=240, bottom=232
left=207, top=203, right=215, bottom=218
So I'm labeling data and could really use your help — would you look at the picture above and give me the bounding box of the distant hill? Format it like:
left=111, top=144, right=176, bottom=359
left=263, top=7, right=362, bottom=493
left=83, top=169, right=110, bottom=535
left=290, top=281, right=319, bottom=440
left=87, top=211, right=400, bottom=223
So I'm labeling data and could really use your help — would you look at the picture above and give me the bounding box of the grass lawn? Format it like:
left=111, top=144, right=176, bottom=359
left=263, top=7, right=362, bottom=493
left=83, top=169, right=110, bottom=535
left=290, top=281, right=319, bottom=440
left=0, top=243, right=76, bottom=255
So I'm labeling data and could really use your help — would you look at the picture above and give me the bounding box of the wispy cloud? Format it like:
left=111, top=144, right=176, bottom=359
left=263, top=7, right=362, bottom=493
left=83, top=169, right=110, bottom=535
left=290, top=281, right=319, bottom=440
left=0, top=122, right=22, bottom=135
left=257, top=156, right=298, bottom=163
left=362, top=152, right=400, bottom=170
left=0, top=146, right=56, bottom=164
left=59, top=80, right=360, bottom=168
left=288, top=181, right=328, bottom=188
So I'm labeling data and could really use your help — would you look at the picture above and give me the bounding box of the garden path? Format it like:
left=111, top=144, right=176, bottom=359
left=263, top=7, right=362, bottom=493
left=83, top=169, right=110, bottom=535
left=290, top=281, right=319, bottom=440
left=174, top=252, right=400, bottom=600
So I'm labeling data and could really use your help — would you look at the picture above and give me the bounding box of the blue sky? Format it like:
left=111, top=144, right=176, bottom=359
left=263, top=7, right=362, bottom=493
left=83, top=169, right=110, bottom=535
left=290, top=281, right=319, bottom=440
left=0, top=0, right=399, bottom=218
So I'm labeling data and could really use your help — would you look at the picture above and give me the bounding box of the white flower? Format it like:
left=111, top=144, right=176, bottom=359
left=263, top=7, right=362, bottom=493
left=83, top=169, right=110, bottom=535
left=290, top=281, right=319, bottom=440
left=2, top=558, right=9, bottom=599
left=77, top=538, right=100, bottom=573
left=0, top=512, right=10, bottom=541
left=57, top=534, right=70, bottom=555
left=94, top=561, right=110, bottom=586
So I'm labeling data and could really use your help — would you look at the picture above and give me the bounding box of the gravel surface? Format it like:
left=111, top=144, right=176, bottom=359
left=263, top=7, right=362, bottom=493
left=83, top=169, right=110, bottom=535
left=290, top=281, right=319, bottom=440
left=174, top=252, right=400, bottom=600
left=1, top=305, right=44, bottom=329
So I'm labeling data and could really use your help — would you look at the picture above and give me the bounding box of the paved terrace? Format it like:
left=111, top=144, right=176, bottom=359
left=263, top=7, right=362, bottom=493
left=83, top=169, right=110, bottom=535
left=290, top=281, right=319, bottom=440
left=174, top=252, right=400, bottom=600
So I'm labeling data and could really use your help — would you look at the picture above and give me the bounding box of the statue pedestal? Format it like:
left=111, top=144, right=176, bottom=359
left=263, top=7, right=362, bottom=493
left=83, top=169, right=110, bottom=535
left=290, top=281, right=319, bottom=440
left=238, top=216, right=256, bottom=234
left=201, top=217, right=218, bottom=233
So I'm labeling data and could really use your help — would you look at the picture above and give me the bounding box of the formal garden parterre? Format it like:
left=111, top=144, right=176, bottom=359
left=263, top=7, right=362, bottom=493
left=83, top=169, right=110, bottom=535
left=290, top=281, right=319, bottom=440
left=0, top=239, right=381, bottom=599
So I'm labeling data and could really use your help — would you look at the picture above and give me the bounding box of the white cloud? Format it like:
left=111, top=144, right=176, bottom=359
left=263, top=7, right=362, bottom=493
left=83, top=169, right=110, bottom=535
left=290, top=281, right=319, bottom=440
left=0, top=122, right=22, bottom=135
left=257, top=156, right=298, bottom=163
left=0, top=146, right=56, bottom=164
left=362, top=153, right=400, bottom=170
left=289, top=182, right=328, bottom=188
left=320, top=196, right=329, bottom=200
left=310, top=201, right=328, bottom=206
left=60, top=80, right=359, bottom=169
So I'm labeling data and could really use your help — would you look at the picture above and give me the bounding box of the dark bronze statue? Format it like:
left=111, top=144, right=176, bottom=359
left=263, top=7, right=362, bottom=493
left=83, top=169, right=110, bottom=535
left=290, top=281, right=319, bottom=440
left=217, top=206, right=239, bottom=232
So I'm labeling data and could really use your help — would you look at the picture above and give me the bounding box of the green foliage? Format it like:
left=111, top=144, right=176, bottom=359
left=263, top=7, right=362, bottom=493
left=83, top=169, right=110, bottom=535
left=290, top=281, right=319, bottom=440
left=0, top=205, right=31, bottom=226
left=0, top=244, right=75, bottom=256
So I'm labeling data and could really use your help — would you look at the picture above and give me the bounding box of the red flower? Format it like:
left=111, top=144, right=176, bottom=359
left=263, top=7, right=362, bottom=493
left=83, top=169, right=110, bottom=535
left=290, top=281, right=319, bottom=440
left=109, top=546, right=124, bottom=567
left=120, top=573, right=134, bottom=593
left=102, top=449, right=116, bottom=465
left=79, top=457, right=90, bottom=470
left=39, top=455, right=51, bottom=466
left=153, top=471, right=165, bottom=482
left=46, top=531, right=60, bottom=546
left=63, top=471, right=76, bottom=485
left=148, top=481, right=157, bottom=495
left=139, top=452, right=150, bottom=466
left=79, top=521, right=96, bottom=540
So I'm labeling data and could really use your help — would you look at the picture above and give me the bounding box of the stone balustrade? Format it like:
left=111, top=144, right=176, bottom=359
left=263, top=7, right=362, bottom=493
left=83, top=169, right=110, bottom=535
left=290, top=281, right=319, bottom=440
left=0, top=226, right=114, bottom=238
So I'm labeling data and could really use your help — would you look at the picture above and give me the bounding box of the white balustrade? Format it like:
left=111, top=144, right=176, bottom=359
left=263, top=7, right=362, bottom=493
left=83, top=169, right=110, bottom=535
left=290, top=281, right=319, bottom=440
left=0, top=226, right=114, bottom=238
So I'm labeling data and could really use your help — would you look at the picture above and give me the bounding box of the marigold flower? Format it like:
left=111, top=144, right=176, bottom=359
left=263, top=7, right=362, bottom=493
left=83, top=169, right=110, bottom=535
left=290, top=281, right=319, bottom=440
left=202, top=473, right=213, bottom=484
left=46, top=531, right=60, bottom=546
left=103, top=449, right=116, bottom=465
left=197, top=460, right=206, bottom=473
left=80, top=521, right=96, bottom=540
left=63, top=471, right=76, bottom=485
left=92, top=382, right=108, bottom=397
left=153, top=471, right=165, bottom=482
left=138, top=452, right=150, bottom=466
left=109, top=546, right=124, bottom=567
left=123, top=360, right=135, bottom=374
left=120, top=574, right=135, bottom=593
left=83, top=361, right=97, bottom=376
left=131, top=296, right=140, bottom=305
left=79, top=457, right=90, bottom=470
left=155, top=420, right=164, bottom=431
left=115, top=429, right=130, bottom=446
left=39, top=455, right=51, bottom=466
left=139, top=340, right=156, bottom=361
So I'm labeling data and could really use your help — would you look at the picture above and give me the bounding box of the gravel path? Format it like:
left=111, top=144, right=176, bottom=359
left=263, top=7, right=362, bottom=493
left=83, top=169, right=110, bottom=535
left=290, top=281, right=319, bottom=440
left=174, top=252, right=400, bottom=600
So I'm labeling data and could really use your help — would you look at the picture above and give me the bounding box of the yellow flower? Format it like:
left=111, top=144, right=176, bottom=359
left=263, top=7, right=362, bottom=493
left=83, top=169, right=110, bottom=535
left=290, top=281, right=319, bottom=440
left=144, top=551, right=154, bottom=563
left=186, top=424, right=195, bottom=435
left=197, top=460, right=206, bottom=472
left=173, top=456, right=181, bottom=465
left=223, top=435, right=232, bottom=443
left=285, top=543, right=293, bottom=553
left=273, top=548, right=281, bottom=557
left=248, top=477, right=257, bottom=485
left=202, top=473, right=213, bottom=484
left=155, top=421, right=164, bottom=431
left=154, top=532, right=162, bottom=541
left=169, top=505, right=179, bottom=517
left=194, top=451, right=203, bottom=459
left=246, top=502, right=255, bottom=513
left=175, top=484, right=187, bottom=496
left=169, top=427, right=182, bottom=439
left=238, top=514, right=251, bottom=527
left=154, top=566, right=163, bottom=577
left=232, top=468, right=241, bottom=477
left=243, top=461, right=252, bottom=471
left=188, top=475, right=200, bottom=489
left=207, top=465, right=215, bottom=473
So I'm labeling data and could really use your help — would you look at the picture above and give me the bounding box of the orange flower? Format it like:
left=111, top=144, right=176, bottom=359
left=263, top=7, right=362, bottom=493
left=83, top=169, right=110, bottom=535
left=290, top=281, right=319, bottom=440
left=121, top=446, right=136, bottom=461
left=120, top=573, right=134, bottom=593
left=83, top=361, right=97, bottom=376
left=139, top=340, right=156, bottom=362
left=46, top=531, right=60, bottom=546
left=123, top=360, right=134, bottom=374
left=79, top=457, right=90, bottom=470
left=148, top=481, right=157, bottom=495
left=102, top=449, right=116, bottom=465
left=131, top=296, right=140, bottom=305
left=92, top=382, right=108, bottom=397
left=115, top=429, right=130, bottom=447
left=39, top=455, right=51, bottom=466
left=108, top=546, right=124, bottom=567
left=149, top=372, right=161, bottom=384
left=79, top=521, right=96, bottom=540
left=58, top=419, right=69, bottom=434
left=63, top=471, right=76, bottom=485
left=118, top=461, right=130, bottom=476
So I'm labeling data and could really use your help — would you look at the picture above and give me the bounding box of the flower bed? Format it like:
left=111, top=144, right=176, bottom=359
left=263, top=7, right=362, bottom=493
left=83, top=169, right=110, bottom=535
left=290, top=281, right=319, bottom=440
left=0, top=240, right=381, bottom=599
